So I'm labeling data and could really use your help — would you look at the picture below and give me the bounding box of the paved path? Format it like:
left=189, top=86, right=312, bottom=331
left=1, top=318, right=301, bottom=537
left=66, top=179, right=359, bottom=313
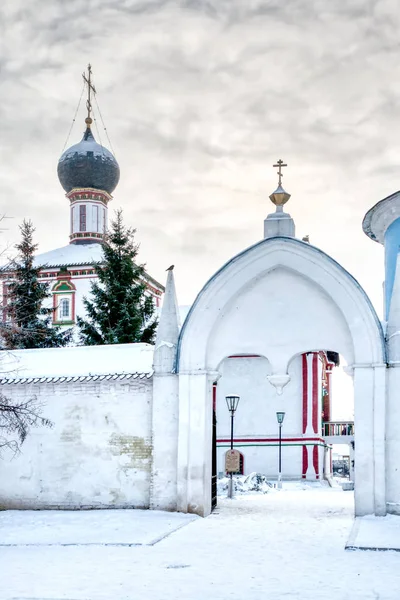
left=1, top=487, right=400, bottom=599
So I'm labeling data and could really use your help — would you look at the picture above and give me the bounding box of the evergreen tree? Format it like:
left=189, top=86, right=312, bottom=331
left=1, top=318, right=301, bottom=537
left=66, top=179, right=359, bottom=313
left=3, top=220, right=72, bottom=349
left=77, top=210, right=157, bottom=345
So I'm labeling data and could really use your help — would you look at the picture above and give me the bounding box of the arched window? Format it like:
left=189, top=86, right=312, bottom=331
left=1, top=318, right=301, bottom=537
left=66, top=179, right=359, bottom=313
left=52, top=275, right=76, bottom=324
left=59, top=298, right=70, bottom=319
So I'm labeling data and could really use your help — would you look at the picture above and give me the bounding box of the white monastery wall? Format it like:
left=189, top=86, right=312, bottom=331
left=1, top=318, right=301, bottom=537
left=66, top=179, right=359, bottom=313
left=0, top=344, right=154, bottom=510
left=0, top=378, right=152, bottom=509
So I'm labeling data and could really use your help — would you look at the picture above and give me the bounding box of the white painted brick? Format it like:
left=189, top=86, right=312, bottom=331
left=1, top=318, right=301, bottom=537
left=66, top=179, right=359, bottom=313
left=0, top=378, right=153, bottom=510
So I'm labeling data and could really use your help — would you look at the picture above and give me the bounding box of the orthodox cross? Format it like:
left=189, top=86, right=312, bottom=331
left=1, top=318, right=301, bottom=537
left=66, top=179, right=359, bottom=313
left=273, top=159, right=287, bottom=186
left=82, top=64, right=97, bottom=122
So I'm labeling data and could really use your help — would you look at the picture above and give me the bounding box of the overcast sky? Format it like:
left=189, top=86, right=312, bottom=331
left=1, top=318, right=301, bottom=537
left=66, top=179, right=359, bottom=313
left=1, top=0, right=398, bottom=314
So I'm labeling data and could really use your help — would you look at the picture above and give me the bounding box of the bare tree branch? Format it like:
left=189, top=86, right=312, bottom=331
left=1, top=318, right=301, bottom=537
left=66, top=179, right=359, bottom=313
left=0, top=392, right=53, bottom=457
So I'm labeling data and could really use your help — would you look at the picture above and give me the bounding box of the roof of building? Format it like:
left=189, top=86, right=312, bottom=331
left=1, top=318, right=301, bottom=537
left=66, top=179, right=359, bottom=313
left=362, top=190, right=400, bottom=245
left=25, top=243, right=164, bottom=291
left=176, top=235, right=386, bottom=371
left=0, top=343, right=154, bottom=384
left=33, top=243, right=103, bottom=268
left=57, top=127, right=120, bottom=194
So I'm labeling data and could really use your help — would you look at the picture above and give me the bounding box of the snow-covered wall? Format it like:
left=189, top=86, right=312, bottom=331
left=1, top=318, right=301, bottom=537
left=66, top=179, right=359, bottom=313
left=0, top=373, right=153, bottom=510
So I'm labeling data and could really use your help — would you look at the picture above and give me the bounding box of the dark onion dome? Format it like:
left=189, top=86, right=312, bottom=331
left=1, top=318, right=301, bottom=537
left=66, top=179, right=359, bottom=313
left=57, top=126, right=120, bottom=194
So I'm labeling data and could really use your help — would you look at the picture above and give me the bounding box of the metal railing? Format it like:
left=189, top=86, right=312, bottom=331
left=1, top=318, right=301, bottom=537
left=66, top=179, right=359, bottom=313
left=322, top=421, right=354, bottom=437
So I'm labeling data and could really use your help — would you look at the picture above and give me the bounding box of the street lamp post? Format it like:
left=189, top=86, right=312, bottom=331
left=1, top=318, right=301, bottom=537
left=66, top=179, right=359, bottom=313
left=226, top=394, right=240, bottom=499
left=276, top=411, right=285, bottom=489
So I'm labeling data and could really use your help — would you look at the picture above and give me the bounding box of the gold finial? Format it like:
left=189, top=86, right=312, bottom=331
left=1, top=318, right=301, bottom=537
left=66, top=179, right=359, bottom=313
left=269, top=158, right=291, bottom=208
left=82, top=64, right=97, bottom=127
left=273, top=159, right=287, bottom=187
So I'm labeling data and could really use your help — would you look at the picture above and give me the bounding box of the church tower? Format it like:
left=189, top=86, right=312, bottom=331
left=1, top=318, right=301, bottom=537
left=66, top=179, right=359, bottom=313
left=57, top=65, right=120, bottom=245
left=20, top=65, right=163, bottom=329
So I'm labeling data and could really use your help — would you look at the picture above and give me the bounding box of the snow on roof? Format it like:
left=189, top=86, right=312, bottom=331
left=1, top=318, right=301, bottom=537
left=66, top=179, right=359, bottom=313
left=33, top=243, right=104, bottom=268
left=59, top=139, right=116, bottom=162
left=31, top=243, right=164, bottom=291
left=0, top=343, right=154, bottom=382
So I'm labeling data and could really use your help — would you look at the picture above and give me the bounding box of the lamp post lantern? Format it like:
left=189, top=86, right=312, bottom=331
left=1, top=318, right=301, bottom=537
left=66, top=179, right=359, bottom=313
left=226, top=395, right=240, bottom=499
left=276, top=411, right=285, bottom=489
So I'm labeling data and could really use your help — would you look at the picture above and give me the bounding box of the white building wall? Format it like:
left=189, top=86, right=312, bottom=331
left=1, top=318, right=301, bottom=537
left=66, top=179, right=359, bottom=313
left=71, top=202, right=107, bottom=234
left=40, top=269, right=161, bottom=330
left=216, top=356, right=303, bottom=478
left=72, top=275, right=96, bottom=320
left=0, top=377, right=153, bottom=509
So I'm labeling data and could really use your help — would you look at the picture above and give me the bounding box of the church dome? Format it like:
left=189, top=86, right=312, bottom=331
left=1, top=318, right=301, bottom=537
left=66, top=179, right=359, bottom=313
left=57, top=126, right=120, bottom=194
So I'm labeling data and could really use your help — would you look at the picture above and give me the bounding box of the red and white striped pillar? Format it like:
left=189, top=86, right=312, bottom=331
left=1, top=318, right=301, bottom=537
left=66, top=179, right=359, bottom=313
left=302, top=352, right=321, bottom=479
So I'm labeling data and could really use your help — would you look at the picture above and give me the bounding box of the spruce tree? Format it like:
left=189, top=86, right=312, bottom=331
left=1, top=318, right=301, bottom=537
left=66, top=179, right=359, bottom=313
left=3, top=220, right=72, bottom=349
left=77, top=210, right=157, bottom=345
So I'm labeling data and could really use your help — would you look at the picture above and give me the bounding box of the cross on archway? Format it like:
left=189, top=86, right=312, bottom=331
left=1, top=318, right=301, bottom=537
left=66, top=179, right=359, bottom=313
left=273, top=159, right=287, bottom=186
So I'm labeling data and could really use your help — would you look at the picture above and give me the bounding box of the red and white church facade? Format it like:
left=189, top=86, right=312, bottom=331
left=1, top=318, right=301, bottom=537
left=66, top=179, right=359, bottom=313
left=214, top=351, right=346, bottom=482
left=1, top=114, right=164, bottom=330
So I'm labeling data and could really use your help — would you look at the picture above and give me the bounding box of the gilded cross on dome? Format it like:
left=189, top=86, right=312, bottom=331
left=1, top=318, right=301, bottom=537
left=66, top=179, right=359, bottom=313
left=269, top=158, right=291, bottom=208
left=82, top=64, right=97, bottom=127
left=273, top=159, right=288, bottom=187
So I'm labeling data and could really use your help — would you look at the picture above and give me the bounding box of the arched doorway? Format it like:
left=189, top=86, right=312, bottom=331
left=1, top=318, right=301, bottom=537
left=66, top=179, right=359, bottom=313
left=213, top=351, right=354, bottom=496
left=176, top=237, right=386, bottom=517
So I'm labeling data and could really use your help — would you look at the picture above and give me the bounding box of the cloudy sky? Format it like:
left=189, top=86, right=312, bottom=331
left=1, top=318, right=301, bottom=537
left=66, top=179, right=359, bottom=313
left=0, top=0, right=398, bottom=315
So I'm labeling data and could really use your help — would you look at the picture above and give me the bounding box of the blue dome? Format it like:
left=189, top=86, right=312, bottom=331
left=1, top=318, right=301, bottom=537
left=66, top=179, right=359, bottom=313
left=57, top=127, right=120, bottom=194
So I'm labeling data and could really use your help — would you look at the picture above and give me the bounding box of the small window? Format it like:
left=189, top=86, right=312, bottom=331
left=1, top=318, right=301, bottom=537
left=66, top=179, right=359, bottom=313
left=79, top=205, right=86, bottom=232
left=59, top=298, right=70, bottom=319
left=94, top=205, right=99, bottom=231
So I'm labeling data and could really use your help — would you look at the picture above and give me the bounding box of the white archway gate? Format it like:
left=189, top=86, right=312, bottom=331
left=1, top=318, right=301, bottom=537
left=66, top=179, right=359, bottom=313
left=176, top=237, right=386, bottom=517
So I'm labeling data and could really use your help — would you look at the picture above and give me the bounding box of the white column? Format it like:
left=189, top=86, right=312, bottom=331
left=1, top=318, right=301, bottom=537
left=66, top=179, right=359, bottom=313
left=304, top=446, right=313, bottom=479
left=353, top=365, right=374, bottom=515
left=373, top=365, right=386, bottom=516
left=150, top=373, right=179, bottom=511
left=386, top=253, right=400, bottom=515
left=151, top=268, right=181, bottom=511
left=349, top=441, right=355, bottom=482
left=386, top=365, right=400, bottom=514
left=177, top=371, right=214, bottom=516
left=353, top=365, right=386, bottom=516
left=323, top=445, right=332, bottom=478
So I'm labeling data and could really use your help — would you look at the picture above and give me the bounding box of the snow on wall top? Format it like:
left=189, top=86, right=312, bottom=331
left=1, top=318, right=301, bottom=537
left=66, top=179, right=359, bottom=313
left=0, top=343, right=154, bottom=381
left=33, top=243, right=104, bottom=268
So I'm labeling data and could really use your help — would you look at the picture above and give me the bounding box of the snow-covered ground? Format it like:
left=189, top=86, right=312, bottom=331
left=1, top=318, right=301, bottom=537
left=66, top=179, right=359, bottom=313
left=1, top=485, right=400, bottom=599
left=347, top=513, right=400, bottom=552
left=217, top=472, right=330, bottom=495
left=0, top=509, right=197, bottom=546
